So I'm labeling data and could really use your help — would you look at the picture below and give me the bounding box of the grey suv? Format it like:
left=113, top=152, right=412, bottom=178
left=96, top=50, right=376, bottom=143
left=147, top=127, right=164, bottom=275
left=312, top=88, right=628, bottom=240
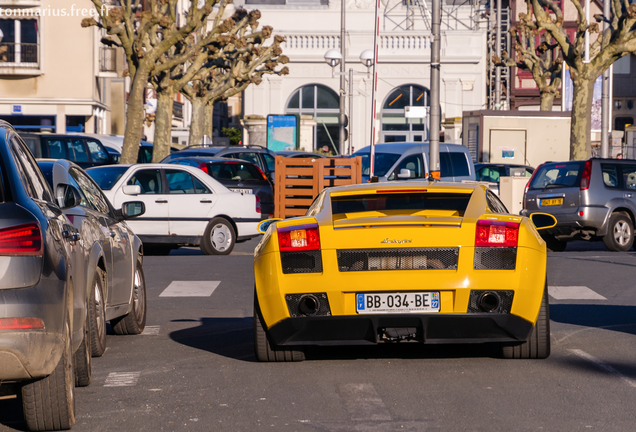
left=522, top=159, right=636, bottom=252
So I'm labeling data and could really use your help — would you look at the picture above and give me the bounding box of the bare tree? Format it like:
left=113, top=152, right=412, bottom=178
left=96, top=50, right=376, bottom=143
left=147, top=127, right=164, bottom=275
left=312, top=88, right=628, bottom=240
left=519, top=0, right=636, bottom=159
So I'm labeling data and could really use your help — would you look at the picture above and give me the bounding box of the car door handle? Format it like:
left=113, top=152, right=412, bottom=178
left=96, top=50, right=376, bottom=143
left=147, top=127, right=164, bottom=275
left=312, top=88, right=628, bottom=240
left=62, top=231, right=81, bottom=242
left=155, top=200, right=168, bottom=203
left=200, top=200, right=212, bottom=203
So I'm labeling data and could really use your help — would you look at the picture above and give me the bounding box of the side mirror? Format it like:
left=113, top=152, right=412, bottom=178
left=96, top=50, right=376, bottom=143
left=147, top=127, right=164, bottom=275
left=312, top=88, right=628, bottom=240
left=123, top=185, right=142, bottom=195
left=257, top=218, right=283, bottom=234
left=116, top=201, right=146, bottom=220
left=56, top=183, right=81, bottom=210
left=397, top=168, right=411, bottom=179
left=109, top=154, right=120, bottom=164
left=530, top=212, right=557, bottom=230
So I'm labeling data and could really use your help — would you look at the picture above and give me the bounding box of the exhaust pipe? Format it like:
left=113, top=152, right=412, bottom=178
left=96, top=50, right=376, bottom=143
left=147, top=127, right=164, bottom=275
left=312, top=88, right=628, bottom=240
left=478, top=292, right=501, bottom=312
left=299, top=294, right=320, bottom=316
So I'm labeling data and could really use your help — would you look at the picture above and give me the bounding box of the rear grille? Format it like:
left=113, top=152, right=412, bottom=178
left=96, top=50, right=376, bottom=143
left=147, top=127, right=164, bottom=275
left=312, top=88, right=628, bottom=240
left=474, top=247, right=517, bottom=270
left=337, top=248, right=459, bottom=272
left=280, top=250, right=323, bottom=274
left=285, top=293, right=331, bottom=317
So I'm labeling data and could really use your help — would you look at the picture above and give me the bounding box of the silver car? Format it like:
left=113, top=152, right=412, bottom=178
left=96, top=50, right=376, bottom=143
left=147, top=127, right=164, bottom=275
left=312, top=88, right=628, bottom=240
left=522, top=159, right=636, bottom=252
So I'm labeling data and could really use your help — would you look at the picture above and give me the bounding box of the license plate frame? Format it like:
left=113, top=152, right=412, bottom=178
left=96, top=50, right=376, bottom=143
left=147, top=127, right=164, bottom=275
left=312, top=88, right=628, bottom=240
left=229, top=188, right=253, bottom=194
left=541, top=198, right=563, bottom=206
left=356, top=292, right=440, bottom=314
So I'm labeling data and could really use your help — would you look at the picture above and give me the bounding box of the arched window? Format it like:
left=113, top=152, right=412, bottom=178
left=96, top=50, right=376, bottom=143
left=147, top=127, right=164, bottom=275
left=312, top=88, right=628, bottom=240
left=286, top=84, right=340, bottom=154
left=381, top=84, right=429, bottom=143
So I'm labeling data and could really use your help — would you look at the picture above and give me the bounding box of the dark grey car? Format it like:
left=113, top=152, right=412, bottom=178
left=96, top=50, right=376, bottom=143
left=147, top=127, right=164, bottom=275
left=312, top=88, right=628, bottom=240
left=38, top=159, right=148, bottom=360
left=522, top=159, right=636, bottom=252
left=0, top=121, right=85, bottom=430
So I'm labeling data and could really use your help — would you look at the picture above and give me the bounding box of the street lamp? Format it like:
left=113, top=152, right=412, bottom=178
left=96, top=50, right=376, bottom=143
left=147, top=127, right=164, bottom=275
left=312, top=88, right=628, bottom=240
left=324, top=50, right=375, bottom=155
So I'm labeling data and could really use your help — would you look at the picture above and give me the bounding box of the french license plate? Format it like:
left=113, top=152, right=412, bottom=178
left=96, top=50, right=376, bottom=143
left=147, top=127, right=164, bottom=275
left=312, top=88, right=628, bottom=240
left=229, top=188, right=253, bottom=194
left=541, top=198, right=563, bottom=206
left=356, top=292, right=440, bottom=314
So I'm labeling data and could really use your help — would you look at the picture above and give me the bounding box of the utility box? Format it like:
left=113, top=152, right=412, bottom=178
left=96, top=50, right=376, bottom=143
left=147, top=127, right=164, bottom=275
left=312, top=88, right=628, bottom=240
left=500, top=176, right=530, bottom=215
left=625, top=125, right=636, bottom=159
left=462, top=110, right=571, bottom=167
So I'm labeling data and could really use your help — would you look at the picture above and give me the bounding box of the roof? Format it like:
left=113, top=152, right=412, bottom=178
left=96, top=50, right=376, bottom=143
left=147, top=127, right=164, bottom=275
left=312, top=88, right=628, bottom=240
left=353, top=142, right=466, bottom=154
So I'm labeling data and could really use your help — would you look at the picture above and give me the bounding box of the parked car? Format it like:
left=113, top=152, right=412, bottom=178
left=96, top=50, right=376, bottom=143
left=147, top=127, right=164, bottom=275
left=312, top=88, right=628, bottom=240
left=475, top=163, right=535, bottom=194
left=161, top=145, right=277, bottom=181
left=352, top=142, right=476, bottom=183
left=18, top=133, right=116, bottom=168
left=167, top=157, right=275, bottom=218
left=522, top=158, right=636, bottom=252
left=276, top=150, right=326, bottom=159
left=253, top=181, right=556, bottom=362
left=0, top=121, right=87, bottom=430
left=82, top=136, right=177, bottom=164
left=87, top=164, right=262, bottom=255
left=38, top=159, right=148, bottom=359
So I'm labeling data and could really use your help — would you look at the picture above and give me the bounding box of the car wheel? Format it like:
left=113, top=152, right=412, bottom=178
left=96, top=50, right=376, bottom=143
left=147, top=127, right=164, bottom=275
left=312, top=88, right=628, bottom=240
left=543, top=234, right=567, bottom=252
left=603, top=212, right=634, bottom=252
left=201, top=218, right=235, bottom=255
left=111, top=256, right=147, bottom=335
left=73, top=311, right=92, bottom=387
left=502, top=285, right=550, bottom=359
left=22, top=315, right=76, bottom=431
left=89, top=269, right=107, bottom=357
left=254, top=294, right=305, bottom=362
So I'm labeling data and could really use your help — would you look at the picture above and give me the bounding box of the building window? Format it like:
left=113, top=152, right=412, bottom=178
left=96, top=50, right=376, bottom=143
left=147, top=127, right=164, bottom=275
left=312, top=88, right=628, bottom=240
left=0, top=18, right=39, bottom=66
left=614, top=117, right=633, bottom=132
left=615, top=100, right=623, bottom=110
left=381, top=84, right=429, bottom=143
left=286, top=84, right=340, bottom=154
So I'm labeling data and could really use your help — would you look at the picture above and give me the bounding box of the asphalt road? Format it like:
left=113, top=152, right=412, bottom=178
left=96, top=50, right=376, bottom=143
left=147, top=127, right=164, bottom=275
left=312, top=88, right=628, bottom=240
left=2, top=239, right=636, bottom=431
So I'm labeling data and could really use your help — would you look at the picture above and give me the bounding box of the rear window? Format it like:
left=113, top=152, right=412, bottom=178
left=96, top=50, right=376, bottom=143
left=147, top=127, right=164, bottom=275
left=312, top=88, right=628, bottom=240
left=528, top=162, right=583, bottom=190
left=209, top=162, right=262, bottom=181
left=440, top=152, right=470, bottom=178
left=86, top=166, right=129, bottom=190
left=331, top=192, right=472, bottom=216
left=359, top=152, right=401, bottom=177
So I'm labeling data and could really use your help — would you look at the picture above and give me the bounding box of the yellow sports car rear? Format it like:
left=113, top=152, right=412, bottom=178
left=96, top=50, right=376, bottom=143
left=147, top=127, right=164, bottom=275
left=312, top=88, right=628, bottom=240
left=253, top=182, right=554, bottom=361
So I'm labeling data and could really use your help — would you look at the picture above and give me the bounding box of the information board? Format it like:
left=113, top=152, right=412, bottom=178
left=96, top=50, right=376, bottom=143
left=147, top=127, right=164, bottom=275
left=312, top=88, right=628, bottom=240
left=267, top=115, right=299, bottom=151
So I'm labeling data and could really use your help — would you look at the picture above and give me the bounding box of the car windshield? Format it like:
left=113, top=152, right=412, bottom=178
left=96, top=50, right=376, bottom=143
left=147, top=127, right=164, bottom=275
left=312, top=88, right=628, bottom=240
left=528, top=162, right=583, bottom=190
left=358, top=152, right=401, bottom=177
left=86, top=166, right=129, bottom=190
left=208, top=162, right=262, bottom=182
left=331, top=192, right=472, bottom=217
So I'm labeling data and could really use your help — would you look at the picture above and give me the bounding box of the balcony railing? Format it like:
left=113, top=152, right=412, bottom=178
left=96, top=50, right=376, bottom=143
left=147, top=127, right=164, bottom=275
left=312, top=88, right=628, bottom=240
left=100, top=46, right=117, bottom=73
left=0, top=43, right=39, bottom=67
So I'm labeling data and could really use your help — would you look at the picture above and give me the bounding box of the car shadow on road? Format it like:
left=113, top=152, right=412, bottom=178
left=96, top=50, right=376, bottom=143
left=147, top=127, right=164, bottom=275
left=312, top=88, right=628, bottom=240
left=0, top=393, right=26, bottom=431
left=550, top=304, right=636, bottom=336
left=168, top=317, right=505, bottom=362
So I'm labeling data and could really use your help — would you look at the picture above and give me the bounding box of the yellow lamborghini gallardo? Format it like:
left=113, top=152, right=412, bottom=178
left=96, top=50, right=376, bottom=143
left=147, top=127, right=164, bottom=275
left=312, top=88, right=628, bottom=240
left=253, top=182, right=556, bottom=362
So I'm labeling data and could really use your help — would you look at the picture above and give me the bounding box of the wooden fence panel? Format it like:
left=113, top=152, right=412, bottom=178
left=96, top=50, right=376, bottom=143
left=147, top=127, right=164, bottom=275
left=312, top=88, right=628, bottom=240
left=274, top=156, right=363, bottom=219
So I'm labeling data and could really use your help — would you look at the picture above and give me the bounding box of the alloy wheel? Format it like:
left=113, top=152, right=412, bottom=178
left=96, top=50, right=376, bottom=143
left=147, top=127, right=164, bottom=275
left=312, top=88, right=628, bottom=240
left=614, top=220, right=631, bottom=246
left=133, top=268, right=145, bottom=323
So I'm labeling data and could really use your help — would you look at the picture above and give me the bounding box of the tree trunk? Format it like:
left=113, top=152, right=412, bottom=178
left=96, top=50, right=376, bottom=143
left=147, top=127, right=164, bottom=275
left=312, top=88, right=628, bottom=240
left=121, top=66, right=150, bottom=164
left=570, top=78, right=594, bottom=160
left=188, top=98, right=206, bottom=146
left=539, top=92, right=555, bottom=111
left=204, top=102, right=214, bottom=139
left=153, top=90, right=175, bottom=162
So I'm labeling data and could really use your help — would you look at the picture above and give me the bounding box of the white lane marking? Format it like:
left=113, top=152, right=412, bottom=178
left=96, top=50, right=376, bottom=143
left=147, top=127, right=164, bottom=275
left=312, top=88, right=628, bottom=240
left=548, top=286, right=607, bottom=300
left=141, top=325, right=160, bottom=335
left=104, top=372, right=140, bottom=387
left=338, top=383, right=391, bottom=421
left=159, top=281, right=220, bottom=297
left=569, top=349, right=636, bottom=388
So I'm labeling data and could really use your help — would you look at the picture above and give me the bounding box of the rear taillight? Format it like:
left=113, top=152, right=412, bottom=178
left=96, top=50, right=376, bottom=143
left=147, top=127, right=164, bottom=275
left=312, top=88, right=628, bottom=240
left=580, top=160, right=592, bottom=191
left=0, top=223, right=43, bottom=256
left=0, top=317, right=44, bottom=330
left=256, top=195, right=261, bottom=213
left=278, top=224, right=321, bottom=252
left=475, top=220, right=519, bottom=247
left=197, top=162, right=209, bottom=174
left=525, top=164, right=542, bottom=195
left=256, top=166, right=269, bottom=182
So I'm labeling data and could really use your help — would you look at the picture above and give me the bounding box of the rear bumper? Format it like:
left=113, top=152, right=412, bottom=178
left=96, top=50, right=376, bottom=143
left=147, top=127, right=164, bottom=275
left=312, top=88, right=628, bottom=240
left=268, top=313, right=533, bottom=347
left=523, top=206, right=610, bottom=237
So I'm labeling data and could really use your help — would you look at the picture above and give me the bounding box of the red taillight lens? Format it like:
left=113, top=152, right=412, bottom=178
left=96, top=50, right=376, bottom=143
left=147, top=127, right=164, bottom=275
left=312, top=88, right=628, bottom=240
left=256, top=166, right=269, bottom=182
left=0, top=317, right=45, bottom=330
left=278, top=224, right=321, bottom=252
left=475, top=220, right=519, bottom=247
left=0, top=223, right=43, bottom=256
left=525, top=164, right=542, bottom=195
left=256, top=195, right=261, bottom=213
left=198, top=162, right=209, bottom=174
left=580, top=160, right=592, bottom=191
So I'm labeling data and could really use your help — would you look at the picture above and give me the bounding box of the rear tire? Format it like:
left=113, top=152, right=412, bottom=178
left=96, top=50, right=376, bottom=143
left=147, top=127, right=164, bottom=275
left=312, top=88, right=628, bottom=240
left=254, top=295, right=304, bottom=362
left=502, top=286, right=550, bottom=359
left=22, top=316, right=76, bottom=431
left=603, top=213, right=634, bottom=252
left=201, top=218, right=235, bottom=255
left=73, top=311, right=92, bottom=387
left=111, top=257, right=146, bottom=335
left=88, top=269, right=107, bottom=357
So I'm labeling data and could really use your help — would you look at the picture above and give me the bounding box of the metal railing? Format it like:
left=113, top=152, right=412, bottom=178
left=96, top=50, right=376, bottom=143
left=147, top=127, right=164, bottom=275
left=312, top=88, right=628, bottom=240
left=100, top=46, right=117, bottom=73
left=0, top=43, right=39, bottom=66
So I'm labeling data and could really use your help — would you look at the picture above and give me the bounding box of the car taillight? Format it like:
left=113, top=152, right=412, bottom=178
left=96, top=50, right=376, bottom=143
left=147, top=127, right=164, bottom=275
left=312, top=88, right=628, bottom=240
left=0, top=223, right=43, bottom=256
left=197, top=162, right=209, bottom=174
left=278, top=224, right=321, bottom=252
left=0, top=317, right=45, bottom=330
left=256, top=166, right=269, bottom=182
left=475, top=220, right=519, bottom=247
left=580, top=160, right=592, bottom=191
left=256, top=195, right=261, bottom=213
left=525, top=164, right=542, bottom=195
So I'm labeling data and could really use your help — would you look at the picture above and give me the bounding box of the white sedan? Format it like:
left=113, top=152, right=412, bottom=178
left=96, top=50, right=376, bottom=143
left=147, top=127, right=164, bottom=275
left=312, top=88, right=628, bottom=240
left=87, top=164, right=262, bottom=255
